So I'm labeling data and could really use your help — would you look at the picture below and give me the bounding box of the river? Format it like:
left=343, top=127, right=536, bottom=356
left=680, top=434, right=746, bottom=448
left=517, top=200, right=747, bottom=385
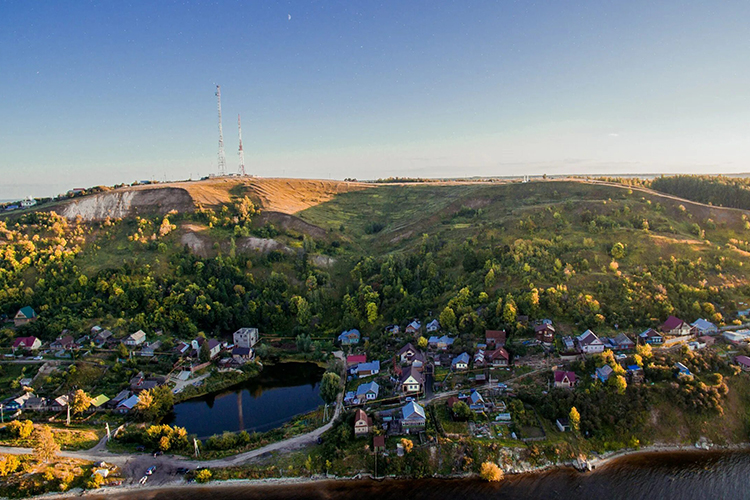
left=92, top=449, right=750, bottom=499
left=166, top=362, right=325, bottom=438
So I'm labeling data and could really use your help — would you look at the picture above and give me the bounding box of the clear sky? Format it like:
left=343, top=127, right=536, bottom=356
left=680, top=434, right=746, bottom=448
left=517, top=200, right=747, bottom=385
left=1, top=0, right=749, bottom=199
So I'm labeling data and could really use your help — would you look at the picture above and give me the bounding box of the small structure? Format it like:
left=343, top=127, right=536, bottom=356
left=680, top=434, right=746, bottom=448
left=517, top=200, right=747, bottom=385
left=691, top=318, right=718, bottom=335
left=556, top=418, right=571, bottom=432
left=675, top=362, right=692, bottom=377
left=233, top=327, right=259, bottom=348
left=93, top=329, right=113, bottom=347
left=353, top=408, right=373, bottom=436
left=14, top=306, right=37, bottom=327
left=231, top=347, right=254, bottom=364
left=698, top=336, right=716, bottom=347
left=553, top=370, right=577, bottom=389
left=485, top=330, right=507, bottom=349
left=639, top=328, right=664, bottom=345
left=473, top=349, right=485, bottom=367
left=139, top=341, right=162, bottom=357
left=561, top=336, right=576, bottom=351
left=401, top=401, right=426, bottom=433
left=373, top=435, right=386, bottom=451
left=661, top=316, right=693, bottom=337
left=736, top=355, right=750, bottom=372
left=346, top=354, right=367, bottom=367
left=12, top=336, right=42, bottom=351
left=116, top=395, right=140, bottom=413
left=90, top=394, right=110, bottom=409
left=723, top=331, right=750, bottom=345
left=338, top=329, right=361, bottom=345
left=486, top=347, right=510, bottom=367
left=173, top=342, right=191, bottom=356
left=426, top=319, right=440, bottom=333
left=385, top=325, right=401, bottom=335
left=451, top=352, right=470, bottom=371
left=123, top=330, right=147, bottom=347
left=576, top=330, right=605, bottom=354
left=595, top=365, right=614, bottom=383
left=627, top=365, right=644, bottom=384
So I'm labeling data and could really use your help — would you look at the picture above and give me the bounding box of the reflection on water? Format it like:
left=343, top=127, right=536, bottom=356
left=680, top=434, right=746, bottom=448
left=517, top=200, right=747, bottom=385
left=93, top=450, right=750, bottom=500
left=166, top=362, right=325, bottom=438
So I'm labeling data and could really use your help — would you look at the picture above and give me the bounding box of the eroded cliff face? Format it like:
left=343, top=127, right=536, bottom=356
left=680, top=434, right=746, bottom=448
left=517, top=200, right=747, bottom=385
left=59, top=187, right=194, bottom=221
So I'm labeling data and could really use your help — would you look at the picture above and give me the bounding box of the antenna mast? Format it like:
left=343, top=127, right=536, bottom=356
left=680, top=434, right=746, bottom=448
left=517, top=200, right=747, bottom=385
left=238, top=114, right=246, bottom=176
left=216, top=85, right=227, bottom=176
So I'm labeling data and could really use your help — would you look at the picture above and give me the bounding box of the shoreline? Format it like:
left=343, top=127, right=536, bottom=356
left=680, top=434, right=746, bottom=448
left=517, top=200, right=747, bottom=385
left=34, top=441, right=750, bottom=499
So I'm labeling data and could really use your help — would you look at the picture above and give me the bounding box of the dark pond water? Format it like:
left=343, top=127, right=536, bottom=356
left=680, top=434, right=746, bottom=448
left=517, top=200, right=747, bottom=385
left=166, top=362, right=325, bottom=438
left=96, top=449, right=750, bottom=500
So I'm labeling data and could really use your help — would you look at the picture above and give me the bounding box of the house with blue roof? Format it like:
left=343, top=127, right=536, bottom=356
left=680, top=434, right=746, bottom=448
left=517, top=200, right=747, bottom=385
left=691, top=318, right=718, bottom=335
left=595, top=365, right=614, bottom=383
left=338, top=329, right=361, bottom=345
left=356, top=360, right=380, bottom=377
left=401, top=401, right=426, bottom=432
left=675, top=362, right=692, bottom=377
left=356, top=381, right=380, bottom=403
left=426, top=319, right=440, bottom=333
left=468, top=390, right=486, bottom=412
left=451, top=352, right=470, bottom=371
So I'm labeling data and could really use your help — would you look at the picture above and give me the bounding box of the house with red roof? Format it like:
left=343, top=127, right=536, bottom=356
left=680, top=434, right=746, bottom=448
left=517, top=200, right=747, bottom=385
left=485, top=330, right=507, bottom=349
left=12, top=336, right=41, bottom=351
left=553, top=370, right=577, bottom=389
left=661, top=316, right=693, bottom=337
left=346, top=354, right=367, bottom=367
left=486, top=347, right=510, bottom=367
left=353, top=409, right=373, bottom=437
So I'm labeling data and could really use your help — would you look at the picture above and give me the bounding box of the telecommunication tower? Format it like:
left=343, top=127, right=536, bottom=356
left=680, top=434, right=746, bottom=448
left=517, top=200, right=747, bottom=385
left=238, top=114, right=246, bottom=176
left=215, top=85, right=227, bottom=176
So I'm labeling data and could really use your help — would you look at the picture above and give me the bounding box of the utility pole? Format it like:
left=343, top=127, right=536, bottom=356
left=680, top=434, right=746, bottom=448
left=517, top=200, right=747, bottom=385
left=216, top=85, right=227, bottom=176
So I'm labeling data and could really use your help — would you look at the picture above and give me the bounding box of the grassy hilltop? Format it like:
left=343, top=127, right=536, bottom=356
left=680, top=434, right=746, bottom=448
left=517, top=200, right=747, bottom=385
left=1, top=177, right=750, bottom=342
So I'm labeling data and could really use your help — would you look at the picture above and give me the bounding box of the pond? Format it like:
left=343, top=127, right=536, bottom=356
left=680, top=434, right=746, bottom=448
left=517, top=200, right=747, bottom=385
left=166, top=362, right=325, bottom=438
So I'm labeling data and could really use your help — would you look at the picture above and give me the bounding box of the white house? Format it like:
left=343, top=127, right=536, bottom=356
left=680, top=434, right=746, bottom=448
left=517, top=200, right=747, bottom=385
left=576, top=329, right=605, bottom=354
left=123, top=330, right=146, bottom=346
left=233, top=327, right=259, bottom=348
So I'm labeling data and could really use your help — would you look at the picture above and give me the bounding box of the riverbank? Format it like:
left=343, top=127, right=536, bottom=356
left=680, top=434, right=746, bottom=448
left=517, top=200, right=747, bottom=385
left=31, top=441, right=750, bottom=500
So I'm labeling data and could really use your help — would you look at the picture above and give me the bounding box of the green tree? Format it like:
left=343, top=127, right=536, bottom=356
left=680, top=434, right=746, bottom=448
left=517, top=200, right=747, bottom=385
left=439, top=307, right=457, bottom=332
left=484, top=268, right=496, bottom=290
left=609, top=374, right=627, bottom=394
left=502, top=299, right=517, bottom=325
left=199, top=341, right=211, bottom=363
left=117, top=343, right=129, bottom=359
left=610, top=242, right=626, bottom=259
left=366, top=302, right=378, bottom=324
left=452, top=401, right=472, bottom=420
left=319, top=372, right=341, bottom=405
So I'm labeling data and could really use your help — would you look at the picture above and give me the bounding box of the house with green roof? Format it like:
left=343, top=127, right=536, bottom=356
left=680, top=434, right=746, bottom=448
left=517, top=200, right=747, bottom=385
left=14, top=306, right=37, bottom=327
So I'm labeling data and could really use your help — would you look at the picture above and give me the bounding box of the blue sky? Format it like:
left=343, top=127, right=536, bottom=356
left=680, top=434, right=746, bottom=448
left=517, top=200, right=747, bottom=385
left=1, top=0, right=749, bottom=199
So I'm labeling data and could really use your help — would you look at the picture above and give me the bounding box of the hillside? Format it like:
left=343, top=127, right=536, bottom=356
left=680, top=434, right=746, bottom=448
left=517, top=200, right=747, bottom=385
left=2, top=178, right=750, bottom=343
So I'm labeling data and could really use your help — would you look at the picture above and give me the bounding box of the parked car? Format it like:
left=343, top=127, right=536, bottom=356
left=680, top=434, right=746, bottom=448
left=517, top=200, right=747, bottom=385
left=176, top=467, right=190, bottom=475
left=146, top=466, right=156, bottom=476
left=152, top=450, right=163, bottom=457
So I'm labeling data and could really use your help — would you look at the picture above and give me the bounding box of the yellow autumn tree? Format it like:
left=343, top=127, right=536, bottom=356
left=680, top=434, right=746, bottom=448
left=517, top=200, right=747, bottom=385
left=479, top=461, right=504, bottom=481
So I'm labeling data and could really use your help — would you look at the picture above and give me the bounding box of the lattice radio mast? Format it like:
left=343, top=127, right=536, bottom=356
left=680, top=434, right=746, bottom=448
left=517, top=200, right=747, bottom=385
left=238, top=114, right=246, bottom=176
left=215, top=85, right=227, bottom=176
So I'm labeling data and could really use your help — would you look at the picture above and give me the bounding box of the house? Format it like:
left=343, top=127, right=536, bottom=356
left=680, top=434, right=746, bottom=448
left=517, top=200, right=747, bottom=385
left=398, top=343, right=420, bottom=364
left=353, top=409, right=373, bottom=436
left=698, top=335, right=716, bottom=347
left=233, top=327, right=259, bottom=348
left=736, top=355, right=750, bottom=371
left=436, top=335, right=455, bottom=350
left=426, top=319, right=440, bottom=333
left=356, top=381, right=380, bottom=402
left=723, top=331, right=750, bottom=345
left=534, top=323, right=555, bottom=344
left=468, top=390, right=485, bottom=412
left=401, top=401, right=426, bottom=432
left=14, top=306, right=37, bottom=327
left=595, top=365, right=614, bottom=383
left=356, top=360, right=380, bottom=377
left=576, top=330, right=605, bottom=354
left=191, top=338, right=221, bottom=359
left=473, top=350, right=485, bottom=367
left=90, top=394, right=110, bottom=409
left=347, top=354, right=367, bottom=367
left=91, top=326, right=103, bottom=335
left=373, top=435, right=386, bottom=451
left=19, top=378, right=33, bottom=388
left=486, top=347, right=510, bottom=367
left=661, top=316, right=693, bottom=337
left=451, top=352, right=470, bottom=371
left=123, top=330, right=147, bottom=346
left=20, top=198, right=36, bottom=208
left=75, top=335, right=90, bottom=347
left=675, top=362, right=692, bottom=377
left=639, top=328, right=664, bottom=345
left=485, top=330, right=507, bottom=349
left=50, top=395, right=69, bottom=412
left=405, top=320, right=422, bottom=335
left=49, top=334, right=76, bottom=351
left=116, top=395, right=140, bottom=413
left=24, top=396, right=48, bottom=411
left=613, top=333, right=635, bottom=350
left=230, top=347, right=254, bottom=364
left=691, top=318, right=718, bottom=335
left=556, top=418, right=571, bottom=432
left=93, top=330, right=113, bottom=347
left=338, top=329, right=361, bottom=345
left=400, top=366, right=424, bottom=394
left=173, top=342, right=191, bottom=356
left=627, top=365, right=644, bottom=384
left=553, top=370, right=577, bottom=389
left=12, top=336, right=42, bottom=351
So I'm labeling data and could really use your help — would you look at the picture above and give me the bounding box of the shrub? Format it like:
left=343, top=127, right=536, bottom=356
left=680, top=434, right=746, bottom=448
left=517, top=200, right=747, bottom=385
left=479, top=461, right=504, bottom=481
left=195, top=469, right=212, bottom=483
